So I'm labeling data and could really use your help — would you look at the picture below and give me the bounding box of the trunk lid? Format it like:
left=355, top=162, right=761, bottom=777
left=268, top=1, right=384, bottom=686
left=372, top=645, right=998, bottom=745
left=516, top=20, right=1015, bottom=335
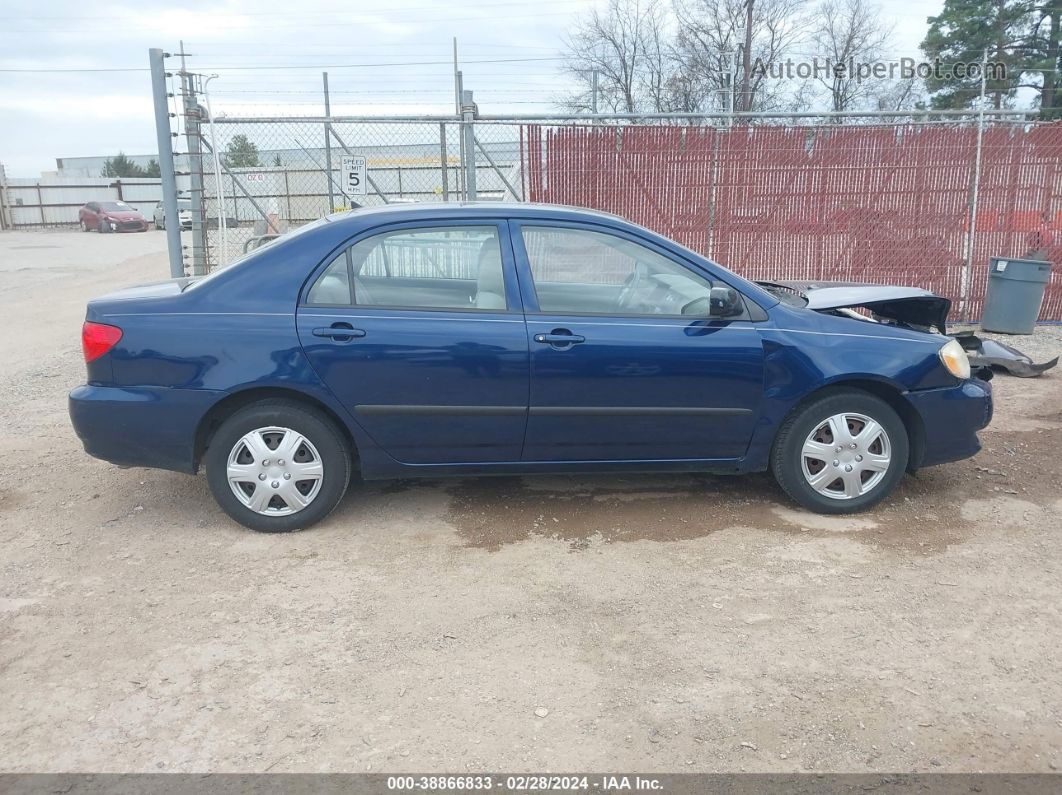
left=91, top=278, right=194, bottom=303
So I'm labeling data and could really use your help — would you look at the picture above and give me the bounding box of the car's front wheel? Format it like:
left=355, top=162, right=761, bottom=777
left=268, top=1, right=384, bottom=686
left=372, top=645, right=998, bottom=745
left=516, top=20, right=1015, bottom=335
left=205, top=400, right=352, bottom=532
left=771, top=389, right=908, bottom=514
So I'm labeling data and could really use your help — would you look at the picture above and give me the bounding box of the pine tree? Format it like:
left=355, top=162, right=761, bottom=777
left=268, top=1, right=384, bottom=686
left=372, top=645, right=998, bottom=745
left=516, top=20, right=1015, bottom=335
left=1027, top=2, right=1062, bottom=118
left=100, top=152, right=146, bottom=178
left=921, top=0, right=1032, bottom=110
left=222, top=135, right=262, bottom=169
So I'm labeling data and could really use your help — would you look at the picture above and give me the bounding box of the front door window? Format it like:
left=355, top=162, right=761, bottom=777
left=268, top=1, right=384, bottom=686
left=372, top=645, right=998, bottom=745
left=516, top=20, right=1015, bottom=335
left=521, top=226, right=713, bottom=317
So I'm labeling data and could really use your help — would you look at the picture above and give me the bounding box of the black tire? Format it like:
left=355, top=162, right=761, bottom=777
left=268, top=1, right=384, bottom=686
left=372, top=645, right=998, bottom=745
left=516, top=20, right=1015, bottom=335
left=97, top=219, right=110, bottom=234
left=80, top=219, right=90, bottom=232
left=770, top=388, right=909, bottom=514
left=204, top=400, right=352, bottom=532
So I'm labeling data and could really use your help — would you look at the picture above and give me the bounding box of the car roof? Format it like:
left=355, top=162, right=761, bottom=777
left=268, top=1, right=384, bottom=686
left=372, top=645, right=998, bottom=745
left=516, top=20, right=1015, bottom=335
left=322, top=201, right=625, bottom=228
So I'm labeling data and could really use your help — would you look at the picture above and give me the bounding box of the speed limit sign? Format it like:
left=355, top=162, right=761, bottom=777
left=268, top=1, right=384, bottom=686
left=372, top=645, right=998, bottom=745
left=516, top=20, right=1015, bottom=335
left=342, top=155, right=367, bottom=197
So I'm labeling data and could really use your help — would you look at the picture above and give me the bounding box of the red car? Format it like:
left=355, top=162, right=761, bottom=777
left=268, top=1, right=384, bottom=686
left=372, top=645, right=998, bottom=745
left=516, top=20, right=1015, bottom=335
left=78, top=201, right=149, bottom=233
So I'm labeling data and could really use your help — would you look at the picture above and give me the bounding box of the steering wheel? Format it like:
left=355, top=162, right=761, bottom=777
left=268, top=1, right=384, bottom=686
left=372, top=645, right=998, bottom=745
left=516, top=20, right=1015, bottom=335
left=616, top=265, right=645, bottom=311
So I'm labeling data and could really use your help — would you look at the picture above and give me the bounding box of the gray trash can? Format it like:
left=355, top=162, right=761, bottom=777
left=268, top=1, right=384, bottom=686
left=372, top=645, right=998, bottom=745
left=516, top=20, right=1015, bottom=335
left=981, top=257, right=1053, bottom=334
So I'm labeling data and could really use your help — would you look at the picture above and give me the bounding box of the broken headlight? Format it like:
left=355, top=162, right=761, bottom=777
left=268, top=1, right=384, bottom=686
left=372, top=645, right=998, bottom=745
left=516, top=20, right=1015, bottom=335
left=938, top=338, right=971, bottom=380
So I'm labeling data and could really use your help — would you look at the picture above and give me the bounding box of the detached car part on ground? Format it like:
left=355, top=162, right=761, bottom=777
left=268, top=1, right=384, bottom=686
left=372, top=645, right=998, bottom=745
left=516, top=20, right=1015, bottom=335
left=70, top=204, right=992, bottom=532
left=953, top=331, right=1058, bottom=378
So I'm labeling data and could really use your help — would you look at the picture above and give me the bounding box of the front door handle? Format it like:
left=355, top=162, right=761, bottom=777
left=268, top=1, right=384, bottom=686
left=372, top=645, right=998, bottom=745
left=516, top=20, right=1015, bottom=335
left=534, top=331, right=586, bottom=346
left=312, top=323, right=366, bottom=341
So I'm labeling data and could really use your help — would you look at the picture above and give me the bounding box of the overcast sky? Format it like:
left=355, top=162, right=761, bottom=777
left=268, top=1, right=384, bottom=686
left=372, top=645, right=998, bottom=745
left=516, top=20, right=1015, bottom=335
left=0, top=0, right=943, bottom=178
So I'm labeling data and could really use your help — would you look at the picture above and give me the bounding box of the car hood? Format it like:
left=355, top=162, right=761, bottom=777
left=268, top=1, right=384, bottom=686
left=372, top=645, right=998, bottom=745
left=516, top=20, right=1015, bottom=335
left=759, top=280, right=951, bottom=334
left=103, top=211, right=144, bottom=220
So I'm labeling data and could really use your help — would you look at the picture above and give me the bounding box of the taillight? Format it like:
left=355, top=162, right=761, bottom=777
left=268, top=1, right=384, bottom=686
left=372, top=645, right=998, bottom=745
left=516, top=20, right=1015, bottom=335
left=82, top=321, right=122, bottom=362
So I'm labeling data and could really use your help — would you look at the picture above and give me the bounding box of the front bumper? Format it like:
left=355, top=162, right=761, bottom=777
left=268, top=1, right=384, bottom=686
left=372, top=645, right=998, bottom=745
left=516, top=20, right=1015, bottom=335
left=69, top=384, right=223, bottom=473
left=906, top=378, right=992, bottom=468
left=106, top=219, right=149, bottom=232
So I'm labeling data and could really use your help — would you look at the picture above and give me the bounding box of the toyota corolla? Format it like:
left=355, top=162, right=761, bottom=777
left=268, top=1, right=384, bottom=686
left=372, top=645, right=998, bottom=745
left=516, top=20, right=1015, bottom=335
left=69, top=203, right=991, bottom=532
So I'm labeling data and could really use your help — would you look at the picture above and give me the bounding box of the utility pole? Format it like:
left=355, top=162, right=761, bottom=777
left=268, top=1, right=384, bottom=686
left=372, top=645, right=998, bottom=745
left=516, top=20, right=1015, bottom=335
left=591, top=69, right=600, bottom=115
left=461, top=89, right=477, bottom=201
left=960, top=48, right=990, bottom=322
left=149, top=48, right=183, bottom=278
left=452, top=37, right=461, bottom=115
left=456, top=69, right=466, bottom=199
left=179, top=41, right=207, bottom=275
left=323, top=71, right=335, bottom=212
left=453, top=38, right=466, bottom=199
left=739, top=0, right=754, bottom=113
left=726, top=51, right=736, bottom=127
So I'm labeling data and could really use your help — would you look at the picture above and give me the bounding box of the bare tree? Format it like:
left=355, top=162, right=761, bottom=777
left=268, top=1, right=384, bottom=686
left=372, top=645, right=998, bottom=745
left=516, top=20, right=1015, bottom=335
left=870, top=78, right=928, bottom=112
left=555, top=0, right=923, bottom=117
left=559, top=0, right=678, bottom=113
left=810, top=0, right=894, bottom=111
left=671, top=0, right=811, bottom=112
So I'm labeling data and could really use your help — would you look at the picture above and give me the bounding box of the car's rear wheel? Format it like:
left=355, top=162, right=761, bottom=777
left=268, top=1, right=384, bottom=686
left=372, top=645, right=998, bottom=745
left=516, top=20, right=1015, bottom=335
left=205, top=400, right=352, bottom=532
left=770, top=389, right=908, bottom=514
left=80, top=219, right=90, bottom=232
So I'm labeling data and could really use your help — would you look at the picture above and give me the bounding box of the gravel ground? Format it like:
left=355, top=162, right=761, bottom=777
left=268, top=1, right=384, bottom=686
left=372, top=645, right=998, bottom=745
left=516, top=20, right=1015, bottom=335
left=1, top=229, right=1061, bottom=774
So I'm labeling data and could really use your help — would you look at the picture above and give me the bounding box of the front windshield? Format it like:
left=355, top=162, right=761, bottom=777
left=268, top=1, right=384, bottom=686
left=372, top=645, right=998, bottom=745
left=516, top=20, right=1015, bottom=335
left=99, top=201, right=133, bottom=212
left=756, top=281, right=809, bottom=307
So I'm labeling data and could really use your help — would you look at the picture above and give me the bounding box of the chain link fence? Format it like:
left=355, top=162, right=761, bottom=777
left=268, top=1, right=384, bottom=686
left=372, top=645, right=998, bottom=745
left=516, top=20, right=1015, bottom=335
left=177, top=107, right=1062, bottom=323
left=518, top=118, right=1062, bottom=322
left=195, top=117, right=520, bottom=267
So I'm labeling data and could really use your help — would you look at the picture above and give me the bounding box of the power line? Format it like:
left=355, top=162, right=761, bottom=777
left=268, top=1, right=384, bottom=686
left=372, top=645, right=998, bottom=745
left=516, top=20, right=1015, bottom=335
left=193, top=56, right=565, bottom=71
left=0, top=0, right=582, bottom=21
left=0, top=55, right=565, bottom=74
left=0, top=9, right=577, bottom=33
left=0, top=65, right=149, bottom=73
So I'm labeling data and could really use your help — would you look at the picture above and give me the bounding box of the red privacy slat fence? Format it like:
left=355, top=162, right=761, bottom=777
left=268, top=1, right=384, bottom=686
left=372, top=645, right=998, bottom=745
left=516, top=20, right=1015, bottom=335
left=522, top=122, right=1062, bottom=323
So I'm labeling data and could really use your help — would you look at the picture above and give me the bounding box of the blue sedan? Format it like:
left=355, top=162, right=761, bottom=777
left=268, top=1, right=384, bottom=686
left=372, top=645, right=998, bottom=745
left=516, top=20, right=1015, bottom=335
left=69, top=203, right=992, bottom=532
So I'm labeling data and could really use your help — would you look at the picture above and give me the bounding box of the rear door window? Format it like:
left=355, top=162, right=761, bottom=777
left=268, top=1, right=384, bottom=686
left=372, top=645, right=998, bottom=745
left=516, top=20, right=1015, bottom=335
left=306, top=225, right=508, bottom=311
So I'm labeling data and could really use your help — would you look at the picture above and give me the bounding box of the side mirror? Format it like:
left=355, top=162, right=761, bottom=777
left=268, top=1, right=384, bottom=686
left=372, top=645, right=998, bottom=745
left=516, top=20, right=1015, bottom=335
left=709, top=286, right=742, bottom=318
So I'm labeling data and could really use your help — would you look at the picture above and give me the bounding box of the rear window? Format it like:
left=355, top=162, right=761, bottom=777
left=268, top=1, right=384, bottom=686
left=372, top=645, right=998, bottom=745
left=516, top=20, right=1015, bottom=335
left=182, top=217, right=332, bottom=292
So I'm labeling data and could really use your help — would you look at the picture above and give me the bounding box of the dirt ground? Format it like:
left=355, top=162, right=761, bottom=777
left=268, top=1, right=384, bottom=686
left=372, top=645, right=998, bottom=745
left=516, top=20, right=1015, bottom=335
left=1, top=229, right=1061, bottom=774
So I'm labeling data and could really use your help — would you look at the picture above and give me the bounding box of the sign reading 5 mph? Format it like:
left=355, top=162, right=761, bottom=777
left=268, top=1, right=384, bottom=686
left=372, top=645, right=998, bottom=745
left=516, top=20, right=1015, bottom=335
left=341, top=155, right=367, bottom=197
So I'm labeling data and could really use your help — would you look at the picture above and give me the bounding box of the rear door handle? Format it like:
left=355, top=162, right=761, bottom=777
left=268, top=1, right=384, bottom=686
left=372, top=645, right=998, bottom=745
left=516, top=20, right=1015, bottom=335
left=312, top=324, right=366, bottom=341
